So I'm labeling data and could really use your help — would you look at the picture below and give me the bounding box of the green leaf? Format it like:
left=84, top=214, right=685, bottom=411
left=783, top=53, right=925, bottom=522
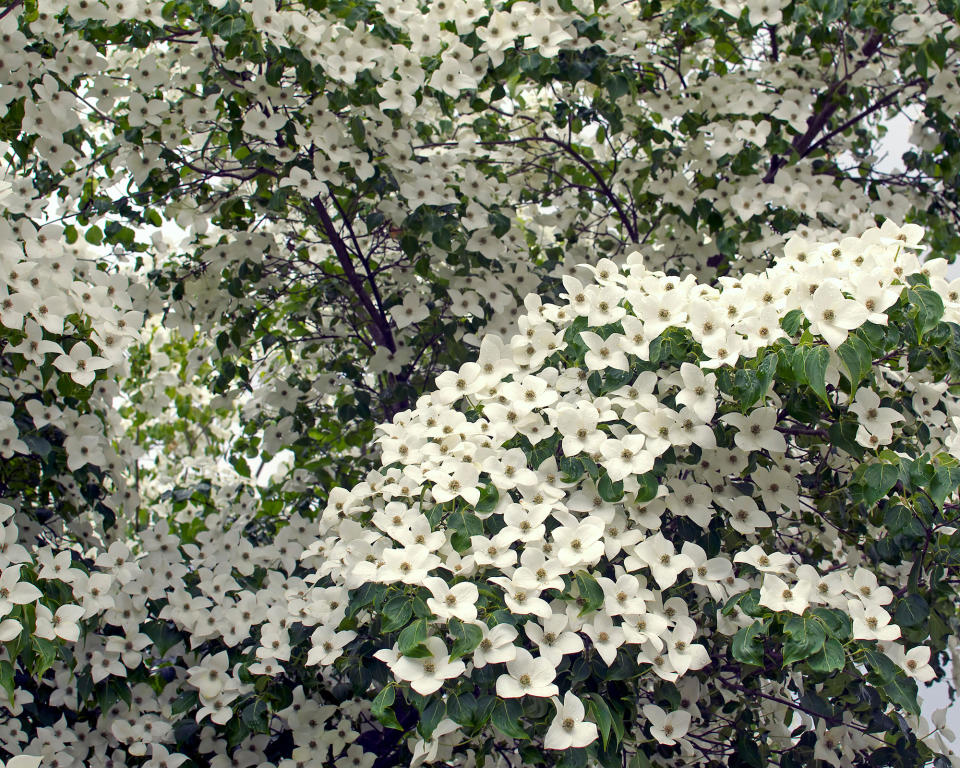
left=802, top=345, right=830, bottom=405
left=781, top=615, right=826, bottom=666
left=492, top=698, right=528, bottom=740
left=381, top=596, right=413, bottom=632
left=854, top=463, right=899, bottom=508
left=586, top=693, right=614, bottom=749
left=930, top=463, right=960, bottom=506
left=731, top=620, right=766, bottom=666
left=597, top=472, right=624, bottom=502
left=0, top=660, right=14, bottom=704
left=881, top=674, right=921, bottom=717
left=574, top=570, right=604, bottom=616
left=810, top=607, right=852, bottom=640
left=807, top=637, right=845, bottom=674
left=33, top=637, right=58, bottom=676
left=780, top=308, right=805, bottom=337
left=371, top=685, right=403, bottom=730
left=398, top=618, right=429, bottom=656
left=84, top=225, right=103, bottom=245
left=836, top=335, right=872, bottom=395
left=241, top=699, right=270, bottom=733
left=419, top=698, right=446, bottom=738
left=635, top=472, right=658, bottom=503
left=907, top=287, right=944, bottom=339
left=864, top=647, right=898, bottom=682
left=893, top=594, right=928, bottom=628
left=447, top=508, right=482, bottom=553
left=448, top=618, right=483, bottom=661
left=476, top=484, right=499, bottom=514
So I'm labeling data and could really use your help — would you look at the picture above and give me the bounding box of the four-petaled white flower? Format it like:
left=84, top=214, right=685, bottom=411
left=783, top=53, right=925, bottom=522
left=496, top=647, right=559, bottom=698
left=643, top=704, right=692, bottom=746
left=545, top=692, right=599, bottom=750
left=803, top=282, right=869, bottom=348
left=374, top=637, right=466, bottom=695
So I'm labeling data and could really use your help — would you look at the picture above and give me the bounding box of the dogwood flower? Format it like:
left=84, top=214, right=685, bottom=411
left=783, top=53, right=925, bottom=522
left=803, top=282, right=869, bottom=348
left=643, top=704, right=692, bottom=745
left=496, top=647, right=559, bottom=698
left=472, top=622, right=518, bottom=668
left=374, top=637, right=466, bottom=695
left=544, top=692, right=598, bottom=750
left=424, top=577, right=479, bottom=622
left=759, top=573, right=812, bottom=614
left=848, top=600, right=901, bottom=642
left=0, top=566, right=41, bottom=616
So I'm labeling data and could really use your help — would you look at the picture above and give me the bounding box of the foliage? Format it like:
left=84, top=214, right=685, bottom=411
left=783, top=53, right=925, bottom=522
left=0, top=0, right=959, bottom=766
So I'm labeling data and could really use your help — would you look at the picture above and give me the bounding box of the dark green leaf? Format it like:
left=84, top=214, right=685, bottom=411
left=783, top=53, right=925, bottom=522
left=476, top=484, right=499, bottom=514
left=586, top=693, right=614, bottom=749
left=575, top=570, right=604, bottom=616
left=782, top=615, right=826, bottom=666
left=419, top=698, right=445, bottom=738
left=635, top=472, right=658, bottom=503
left=893, top=594, right=928, bottom=628
left=732, top=620, right=766, bottom=666
left=448, top=618, right=483, bottom=661
left=382, top=596, right=413, bottom=632
left=597, top=473, right=624, bottom=502
left=371, top=685, right=402, bottom=730
left=836, top=335, right=872, bottom=395
left=907, top=287, right=944, bottom=339
left=802, top=345, right=830, bottom=405
left=398, top=618, right=429, bottom=656
left=492, top=699, right=528, bottom=740
left=855, top=463, right=899, bottom=508
left=931, top=463, right=960, bottom=507
left=807, top=637, right=844, bottom=674
left=780, top=308, right=805, bottom=337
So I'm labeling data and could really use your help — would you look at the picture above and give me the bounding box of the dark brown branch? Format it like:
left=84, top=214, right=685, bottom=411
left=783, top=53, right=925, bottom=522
left=0, top=0, right=22, bottom=20
left=530, top=135, right=640, bottom=243
left=764, top=32, right=884, bottom=184
left=311, top=195, right=396, bottom=353
left=802, top=79, right=924, bottom=160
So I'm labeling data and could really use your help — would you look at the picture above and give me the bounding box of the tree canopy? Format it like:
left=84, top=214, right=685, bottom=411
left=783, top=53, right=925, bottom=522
left=1, top=0, right=960, bottom=765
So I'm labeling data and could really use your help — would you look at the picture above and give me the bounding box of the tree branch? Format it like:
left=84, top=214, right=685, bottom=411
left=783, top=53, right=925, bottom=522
left=0, top=0, right=22, bottom=20
left=764, top=32, right=885, bottom=184
left=311, top=195, right=396, bottom=353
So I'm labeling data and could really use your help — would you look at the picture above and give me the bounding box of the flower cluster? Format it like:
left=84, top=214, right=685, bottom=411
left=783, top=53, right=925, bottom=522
left=297, top=223, right=960, bottom=763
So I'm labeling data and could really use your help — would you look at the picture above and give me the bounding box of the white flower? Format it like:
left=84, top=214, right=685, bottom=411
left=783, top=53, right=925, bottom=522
left=375, top=637, right=466, bottom=695
left=496, top=647, right=559, bottom=698
left=759, top=574, right=811, bottom=614
left=553, top=517, right=606, bottom=569
left=899, top=646, right=935, bottom=683
left=582, top=614, right=625, bottom=665
left=544, top=692, right=598, bottom=750
left=847, top=600, right=900, bottom=642
left=633, top=533, right=694, bottom=589
left=803, top=282, right=869, bottom=348
left=643, top=704, right=692, bottom=745
left=721, top=407, right=786, bottom=453
left=34, top=603, right=84, bottom=642
left=525, top=613, right=584, bottom=666
left=306, top=626, right=357, bottom=665
left=53, top=341, right=110, bottom=386
left=0, top=566, right=41, bottom=616
left=424, top=577, right=479, bottom=622
left=472, top=622, right=518, bottom=668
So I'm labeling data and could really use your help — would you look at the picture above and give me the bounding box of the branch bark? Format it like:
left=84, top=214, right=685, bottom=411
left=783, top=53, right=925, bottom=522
left=764, top=32, right=885, bottom=184
left=311, top=195, right=396, bottom=353
left=0, top=0, right=22, bottom=20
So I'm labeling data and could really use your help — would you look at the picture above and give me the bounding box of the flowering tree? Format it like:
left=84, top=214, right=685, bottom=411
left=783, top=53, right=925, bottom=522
left=2, top=0, right=960, bottom=766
